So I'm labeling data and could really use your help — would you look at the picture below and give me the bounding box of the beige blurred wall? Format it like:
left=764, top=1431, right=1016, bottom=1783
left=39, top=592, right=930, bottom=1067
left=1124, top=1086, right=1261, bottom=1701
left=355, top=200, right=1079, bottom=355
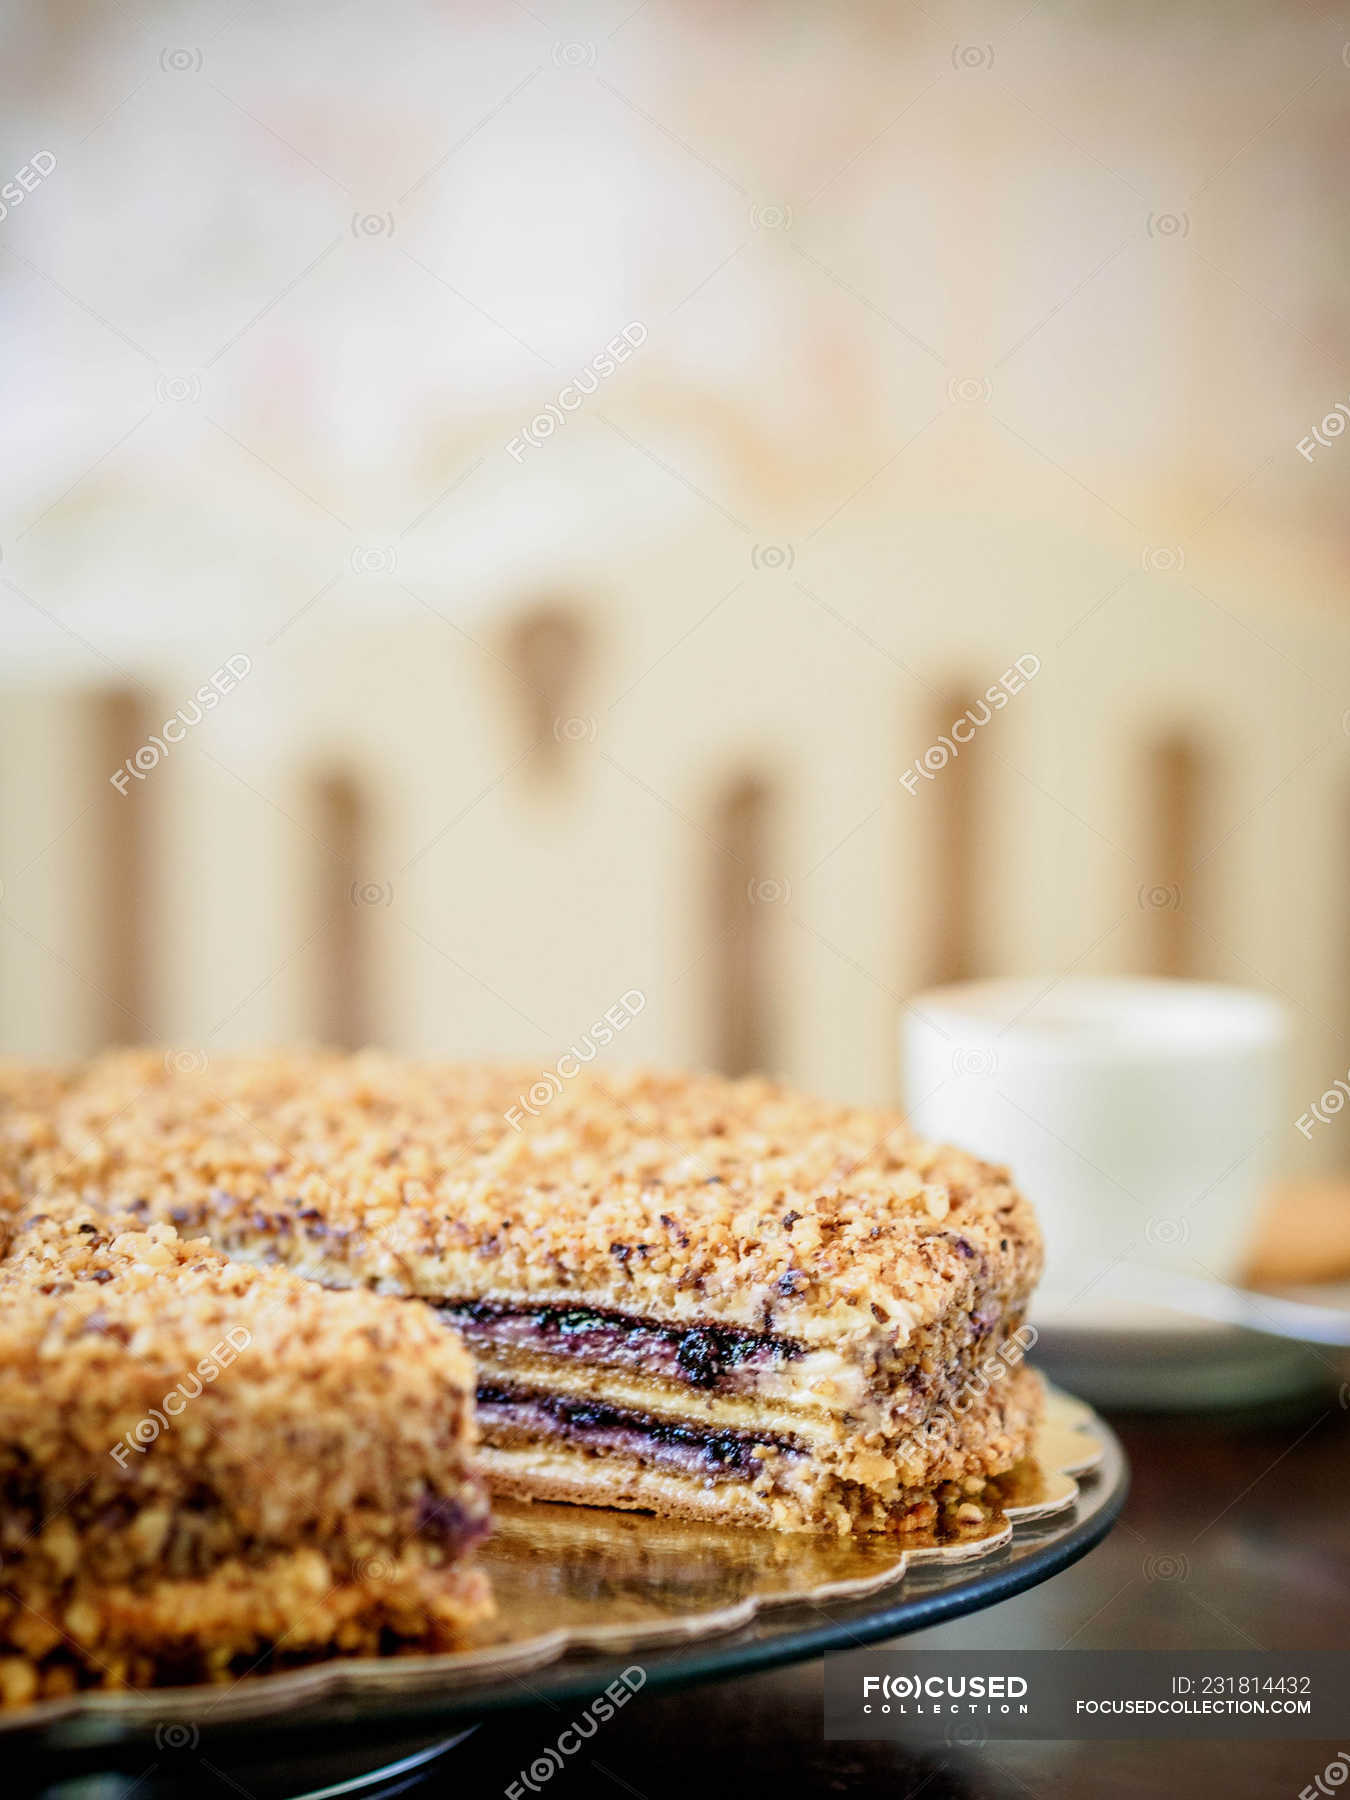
left=2, top=1, right=1349, bottom=1174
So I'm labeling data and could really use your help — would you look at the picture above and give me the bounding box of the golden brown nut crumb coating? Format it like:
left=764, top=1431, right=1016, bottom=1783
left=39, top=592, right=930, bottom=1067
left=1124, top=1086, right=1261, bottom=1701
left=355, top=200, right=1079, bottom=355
left=0, top=1191, right=490, bottom=1702
left=4, top=1050, right=1042, bottom=1351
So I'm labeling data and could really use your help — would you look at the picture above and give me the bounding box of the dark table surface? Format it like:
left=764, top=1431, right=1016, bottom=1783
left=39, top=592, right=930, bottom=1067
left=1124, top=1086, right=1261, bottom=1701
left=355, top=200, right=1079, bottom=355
left=29, top=1387, right=1350, bottom=1800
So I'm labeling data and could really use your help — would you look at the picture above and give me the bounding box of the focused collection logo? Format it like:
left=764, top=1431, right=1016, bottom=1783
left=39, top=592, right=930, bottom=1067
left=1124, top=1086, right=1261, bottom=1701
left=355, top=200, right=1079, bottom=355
left=862, top=1673, right=1030, bottom=1716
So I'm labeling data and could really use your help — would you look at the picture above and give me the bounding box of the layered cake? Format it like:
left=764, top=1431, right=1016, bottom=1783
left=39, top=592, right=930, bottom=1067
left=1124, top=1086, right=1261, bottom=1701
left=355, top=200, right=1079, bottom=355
left=6, top=1052, right=1043, bottom=1542
left=0, top=1190, right=490, bottom=1703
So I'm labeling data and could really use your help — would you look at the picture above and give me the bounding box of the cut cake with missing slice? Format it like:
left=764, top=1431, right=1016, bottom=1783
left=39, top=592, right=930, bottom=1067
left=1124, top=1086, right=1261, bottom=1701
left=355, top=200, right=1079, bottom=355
left=6, top=1052, right=1044, bottom=1540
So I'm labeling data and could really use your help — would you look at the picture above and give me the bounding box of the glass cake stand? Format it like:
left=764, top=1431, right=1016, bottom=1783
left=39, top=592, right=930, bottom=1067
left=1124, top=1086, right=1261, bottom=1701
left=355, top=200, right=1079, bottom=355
left=9, top=1390, right=1127, bottom=1799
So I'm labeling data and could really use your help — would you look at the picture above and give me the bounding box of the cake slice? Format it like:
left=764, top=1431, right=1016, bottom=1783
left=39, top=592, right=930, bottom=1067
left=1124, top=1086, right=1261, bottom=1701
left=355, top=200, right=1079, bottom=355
left=10, top=1052, right=1044, bottom=1538
left=0, top=1201, right=491, bottom=1705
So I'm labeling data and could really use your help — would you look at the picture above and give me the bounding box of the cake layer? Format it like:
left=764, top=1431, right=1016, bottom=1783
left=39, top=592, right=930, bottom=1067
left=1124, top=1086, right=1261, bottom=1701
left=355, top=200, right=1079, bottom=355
left=463, top=1344, right=839, bottom=1441
left=476, top=1383, right=806, bottom=1481
left=455, top=1299, right=1033, bottom=1444
left=445, top=1299, right=804, bottom=1392
left=479, top=1366, right=1043, bottom=1535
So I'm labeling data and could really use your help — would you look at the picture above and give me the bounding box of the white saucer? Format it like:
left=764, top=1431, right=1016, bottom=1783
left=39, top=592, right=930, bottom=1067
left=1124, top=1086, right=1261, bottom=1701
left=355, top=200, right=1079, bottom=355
left=1031, top=1267, right=1349, bottom=1409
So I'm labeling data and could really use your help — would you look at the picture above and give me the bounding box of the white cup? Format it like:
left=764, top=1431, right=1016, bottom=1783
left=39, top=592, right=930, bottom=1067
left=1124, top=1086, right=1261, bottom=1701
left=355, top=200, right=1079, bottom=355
left=900, top=978, right=1289, bottom=1330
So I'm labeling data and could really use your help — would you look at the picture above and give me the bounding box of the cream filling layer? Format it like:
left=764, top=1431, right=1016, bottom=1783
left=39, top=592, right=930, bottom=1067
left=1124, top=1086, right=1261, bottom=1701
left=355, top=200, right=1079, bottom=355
left=468, top=1347, right=860, bottom=1444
